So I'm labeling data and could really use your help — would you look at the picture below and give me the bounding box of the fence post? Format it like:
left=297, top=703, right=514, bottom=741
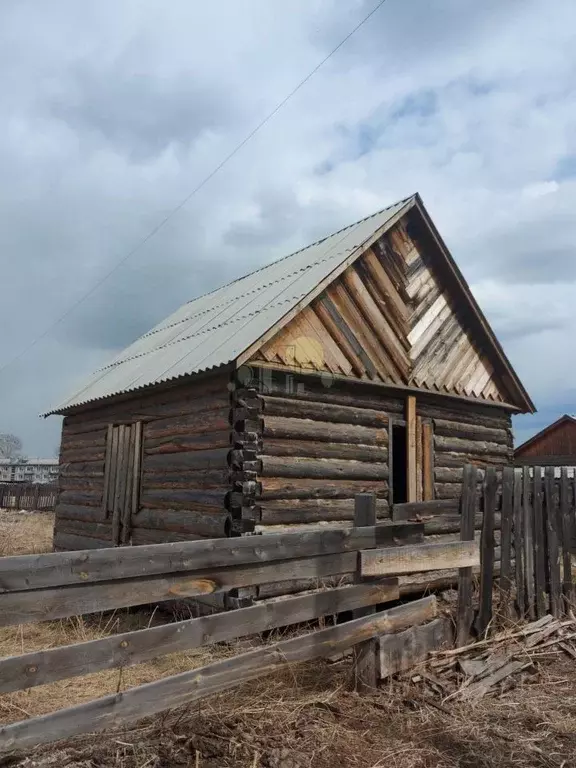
left=560, top=468, right=573, bottom=611
left=499, top=466, right=514, bottom=618
left=457, top=464, right=477, bottom=645
left=353, top=493, right=378, bottom=692
left=513, top=469, right=524, bottom=618
left=533, top=467, right=547, bottom=617
left=475, top=466, right=497, bottom=636
left=523, top=466, right=536, bottom=620
left=545, top=467, right=562, bottom=617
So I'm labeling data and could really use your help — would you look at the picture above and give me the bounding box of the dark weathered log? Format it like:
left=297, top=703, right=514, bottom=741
left=236, top=378, right=405, bottom=414
left=434, top=482, right=462, bottom=499
left=0, top=552, right=361, bottom=626
left=130, top=529, right=203, bottom=545
left=0, top=582, right=400, bottom=694
left=259, top=478, right=388, bottom=500
left=60, top=461, right=105, bottom=478
left=262, top=415, right=386, bottom=446
left=434, top=436, right=509, bottom=457
left=55, top=504, right=104, bottom=523
left=142, top=448, right=230, bottom=471
left=259, top=499, right=389, bottom=525
left=261, top=395, right=390, bottom=427
left=60, top=432, right=107, bottom=453
left=259, top=456, right=388, bottom=481
left=424, top=513, right=501, bottom=536
left=263, top=439, right=388, bottom=463
left=144, top=432, right=231, bottom=455
left=60, top=448, right=106, bottom=464
left=53, top=533, right=110, bottom=551
left=0, top=598, right=437, bottom=753
left=145, top=409, right=231, bottom=440
left=434, top=453, right=509, bottom=469
left=140, top=489, right=226, bottom=511
left=58, top=476, right=104, bottom=492
left=133, top=508, right=232, bottom=538
left=54, top=519, right=111, bottom=541
left=416, top=401, right=511, bottom=430
left=432, top=418, right=511, bottom=445
left=392, top=498, right=460, bottom=521
left=59, top=490, right=102, bottom=507
left=141, top=469, right=229, bottom=489
left=256, top=575, right=354, bottom=598
left=0, top=525, right=392, bottom=592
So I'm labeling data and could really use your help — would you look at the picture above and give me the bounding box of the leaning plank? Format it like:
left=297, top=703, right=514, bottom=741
left=0, top=581, right=400, bottom=694
left=457, top=464, right=477, bottom=645
left=361, top=540, right=479, bottom=577
left=0, top=526, right=400, bottom=593
left=522, top=465, right=535, bottom=620
left=499, top=466, right=514, bottom=618
left=379, top=617, right=452, bottom=679
left=0, top=597, right=438, bottom=754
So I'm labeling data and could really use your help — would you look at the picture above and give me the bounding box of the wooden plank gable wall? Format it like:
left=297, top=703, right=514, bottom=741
left=251, top=218, right=509, bottom=403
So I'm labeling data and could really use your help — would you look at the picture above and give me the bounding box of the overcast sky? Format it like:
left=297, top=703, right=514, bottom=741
left=1, top=0, right=575, bottom=457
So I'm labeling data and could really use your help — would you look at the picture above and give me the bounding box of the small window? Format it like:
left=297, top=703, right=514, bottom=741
left=391, top=423, right=408, bottom=504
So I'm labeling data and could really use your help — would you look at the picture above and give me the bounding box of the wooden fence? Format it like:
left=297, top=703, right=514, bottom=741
left=0, top=483, right=58, bottom=511
left=454, top=464, right=576, bottom=644
left=0, top=494, right=470, bottom=755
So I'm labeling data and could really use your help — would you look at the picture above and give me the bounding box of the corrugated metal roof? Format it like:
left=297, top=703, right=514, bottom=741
left=47, top=196, right=413, bottom=414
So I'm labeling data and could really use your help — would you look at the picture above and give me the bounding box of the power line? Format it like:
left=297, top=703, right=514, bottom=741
left=0, top=0, right=389, bottom=377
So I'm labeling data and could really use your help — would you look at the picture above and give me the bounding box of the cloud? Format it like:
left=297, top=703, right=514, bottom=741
left=0, top=0, right=575, bottom=454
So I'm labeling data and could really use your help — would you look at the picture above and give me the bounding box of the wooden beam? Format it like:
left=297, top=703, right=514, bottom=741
left=0, top=597, right=437, bottom=754
left=353, top=494, right=378, bottom=693
left=407, top=396, right=417, bottom=503
left=0, top=526, right=399, bottom=593
left=422, top=420, right=434, bottom=500
left=457, top=464, right=477, bottom=645
left=379, top=617, right=452, bottom=679
left=360, top=540, right=479, bottom=577
left=0, top=582, right=399, bottom=694
left=475, top=466, right=497, bottom=635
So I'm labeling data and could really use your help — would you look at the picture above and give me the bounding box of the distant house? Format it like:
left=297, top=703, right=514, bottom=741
left=45, top=193, right=534, bottom=552
left=0, top=459, right=59, bottom=484
left=515, top=415, right=576, bottom=468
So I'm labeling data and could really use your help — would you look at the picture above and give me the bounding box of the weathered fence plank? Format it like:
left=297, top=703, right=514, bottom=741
left=475, top=466, right=497, bottom=635
left=0, top=524, right=421, bottom=593
left=522, top=466, right=536, bottom=620
left=379, top=617, right=452, bottom=679
left=0, top=581, right=399, bottom=694
left=499, top=466, right=514, bottom=617
left=545, top=467, right=562, bottom=617
left=513, top=468, right=524, bottom=617
left=457, top=464, right=477, bottom=645
left=0, top=597, right=438, bottom=754
left=352, top=493, right=378, bottom=692
left=533, top=466, right=547, bottom=617
left=361, top=540, right=479, bottom=577
left=560, top=468, right=573, bottom=610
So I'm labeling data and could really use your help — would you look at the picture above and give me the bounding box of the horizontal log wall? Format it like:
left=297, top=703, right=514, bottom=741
left=237, top=371, right=396, bottom=542
left=417, top=398, right=513, bottom=500
left=54, top=373, right=232, bottom=549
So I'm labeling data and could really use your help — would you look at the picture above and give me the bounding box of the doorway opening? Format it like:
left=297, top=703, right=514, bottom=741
left=392, top=423, right=408, bottom=504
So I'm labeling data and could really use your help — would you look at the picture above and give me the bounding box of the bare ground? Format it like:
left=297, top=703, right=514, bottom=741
left=1, top=510, right=576, bottom=768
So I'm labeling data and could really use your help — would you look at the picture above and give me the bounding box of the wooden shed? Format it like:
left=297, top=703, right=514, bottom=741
left=47, top=194, right=534, bottom=554
left=515, top=415, right=576, bottom=467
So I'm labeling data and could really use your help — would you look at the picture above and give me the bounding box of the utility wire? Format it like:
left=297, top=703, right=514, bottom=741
left=0, top=0, right=388, bottom=376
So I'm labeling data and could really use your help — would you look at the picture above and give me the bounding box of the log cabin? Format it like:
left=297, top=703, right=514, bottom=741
left=46, top=193, right=534, bottom=559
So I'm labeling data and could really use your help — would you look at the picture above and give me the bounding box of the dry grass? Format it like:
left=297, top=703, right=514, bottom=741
left=0, top=508, right=55, bottom=556
left=1, top=511, right=576, bottom=767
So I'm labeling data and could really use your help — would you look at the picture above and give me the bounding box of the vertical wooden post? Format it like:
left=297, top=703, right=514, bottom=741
left=457, top=464, right=477, bottom=645
left=560, top=467, right=573, bottom=611
left=545, top=467, right=562, bottom=617
left=499, top=466, right=514, bottom=618
left=406, top=396, right=417, bottom=503
left=33, top=484, right=40, bottom=512
left=353, top=493, right=378, bottom=692
left=422, top=421, right=434, bottom=501
left=513, top=468, right=524, bottom=618
left=533, top=467, right=547, bottom=617
left=523, top=466, right=535, bottom=620
left=476, top=466, right=497, bottom=636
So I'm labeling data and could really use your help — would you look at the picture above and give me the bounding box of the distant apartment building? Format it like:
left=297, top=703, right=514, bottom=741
left=0, top=459, right=59, bottom=484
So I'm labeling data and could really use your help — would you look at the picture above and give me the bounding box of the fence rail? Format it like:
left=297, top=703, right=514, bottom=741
left=0, top=483, right=58, bottom=511
left=0, top=494, right=468, bottom=755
